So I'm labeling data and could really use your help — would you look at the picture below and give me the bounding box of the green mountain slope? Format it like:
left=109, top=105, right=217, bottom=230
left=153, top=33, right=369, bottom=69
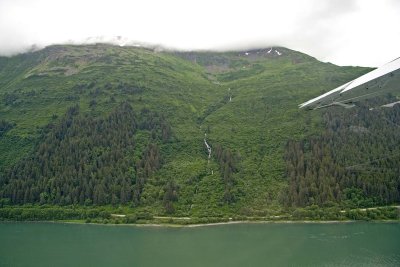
left=0, top=44, right=398, bottom=220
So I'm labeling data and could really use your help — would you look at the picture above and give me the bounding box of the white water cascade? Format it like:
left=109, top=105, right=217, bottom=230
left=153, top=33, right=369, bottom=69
left=204, top=133, right=212, bottom=162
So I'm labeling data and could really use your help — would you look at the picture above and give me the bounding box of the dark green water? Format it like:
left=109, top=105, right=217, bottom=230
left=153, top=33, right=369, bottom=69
left=0, top=222, right=399, bottom=267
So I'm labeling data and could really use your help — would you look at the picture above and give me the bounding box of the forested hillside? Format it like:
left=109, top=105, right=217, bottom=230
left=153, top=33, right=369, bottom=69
left=285, top=99, right=400, bottom=208
left=0, top=103, right=170, bottom=206
left=0, top=44, right=398, bottom=221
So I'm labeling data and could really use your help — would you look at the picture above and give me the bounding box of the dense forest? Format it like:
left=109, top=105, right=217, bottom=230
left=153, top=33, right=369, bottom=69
left=0, top=44, right=398, bottom=221
left=0, top=120, right=14, bottom=137
left=284, top=98, right=400, bottom=208
left=214, top=145, right=240, bottom=204
left=0, top=103, right=171, bottom=206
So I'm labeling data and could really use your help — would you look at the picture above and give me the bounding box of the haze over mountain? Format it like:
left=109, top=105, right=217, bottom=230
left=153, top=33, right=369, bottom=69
left=1, top=0, right=399, bottom=66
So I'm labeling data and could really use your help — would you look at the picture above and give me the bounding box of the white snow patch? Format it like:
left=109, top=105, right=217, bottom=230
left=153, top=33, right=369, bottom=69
left=275, top=50, right=282, bottom=56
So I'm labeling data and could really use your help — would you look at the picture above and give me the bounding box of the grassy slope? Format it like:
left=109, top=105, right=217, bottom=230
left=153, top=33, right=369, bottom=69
left=0, top=44, right=371, bottom=216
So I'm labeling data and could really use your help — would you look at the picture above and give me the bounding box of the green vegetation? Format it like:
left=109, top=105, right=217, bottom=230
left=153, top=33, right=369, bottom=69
left=0, top=102, right=170, bottom=207
left=0, top=44, right=399, bottom=223
left=285, top=100, right=400, bottom=208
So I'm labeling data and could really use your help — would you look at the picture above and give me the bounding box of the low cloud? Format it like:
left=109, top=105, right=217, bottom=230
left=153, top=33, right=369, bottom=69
left=0, top=0, right=399, bottom=66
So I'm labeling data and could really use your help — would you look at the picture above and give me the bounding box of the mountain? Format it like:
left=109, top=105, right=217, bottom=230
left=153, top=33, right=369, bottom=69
left=0, top=44, right=399, bottom=221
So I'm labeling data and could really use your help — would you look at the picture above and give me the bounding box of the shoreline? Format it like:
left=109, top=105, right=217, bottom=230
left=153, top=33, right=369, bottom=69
left=2, top=219, right=399, bottom=228
left=1, top=205, right=398, bottom=227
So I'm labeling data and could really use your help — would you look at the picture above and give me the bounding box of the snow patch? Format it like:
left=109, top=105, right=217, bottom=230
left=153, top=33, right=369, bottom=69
left=275, top=50, right=282, bottom=56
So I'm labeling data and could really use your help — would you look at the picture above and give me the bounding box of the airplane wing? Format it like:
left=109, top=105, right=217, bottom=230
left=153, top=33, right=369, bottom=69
left=299, top=57, right=400, bottom=110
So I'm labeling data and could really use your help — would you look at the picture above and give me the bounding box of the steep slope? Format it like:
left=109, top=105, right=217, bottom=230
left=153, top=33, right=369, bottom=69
left=2, top=44, right=397, bottom=220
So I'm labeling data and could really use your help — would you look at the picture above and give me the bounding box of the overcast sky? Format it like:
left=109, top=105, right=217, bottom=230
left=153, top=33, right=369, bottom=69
left=0, top=0, right=399, bottom=67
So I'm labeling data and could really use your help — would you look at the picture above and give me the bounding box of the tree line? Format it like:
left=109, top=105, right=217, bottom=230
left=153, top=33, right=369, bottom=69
left=214, top=144, right=240, bottom=203
left=0, top=120, right=14, bottom=137
left=284, top=100, right=400, bottom=208
left=0, top=102, right=171, bottom=206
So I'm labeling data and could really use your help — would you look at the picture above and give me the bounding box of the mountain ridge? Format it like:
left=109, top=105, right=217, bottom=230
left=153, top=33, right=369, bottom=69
left=1, top=43, right=398, bottom=222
